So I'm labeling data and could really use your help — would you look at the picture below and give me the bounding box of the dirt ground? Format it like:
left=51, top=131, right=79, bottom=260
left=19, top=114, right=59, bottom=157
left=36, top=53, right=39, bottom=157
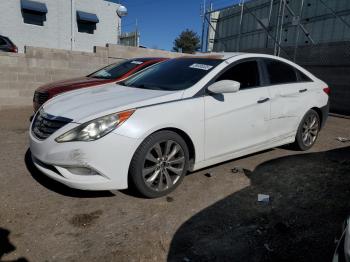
left=0, top=107, right=349, bottom=262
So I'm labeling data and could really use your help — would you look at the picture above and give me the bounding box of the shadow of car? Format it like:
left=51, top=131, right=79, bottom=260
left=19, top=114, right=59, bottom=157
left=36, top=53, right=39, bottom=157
left=168, top=146, right=350, bottom=262
left=0, top=227, right=28, bottom=262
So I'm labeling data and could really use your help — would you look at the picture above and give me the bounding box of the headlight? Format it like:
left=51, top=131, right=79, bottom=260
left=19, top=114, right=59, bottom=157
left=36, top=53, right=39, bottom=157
left=55, top=110, right=135, bottom=142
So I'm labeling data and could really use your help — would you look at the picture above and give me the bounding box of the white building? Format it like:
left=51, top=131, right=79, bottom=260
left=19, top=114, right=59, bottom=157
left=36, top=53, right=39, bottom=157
left=0, top=0, right=125, bottom=52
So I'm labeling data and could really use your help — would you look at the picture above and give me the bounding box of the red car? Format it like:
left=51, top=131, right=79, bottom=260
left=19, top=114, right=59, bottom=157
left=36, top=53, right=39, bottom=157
left=0, top=35, right=18, bottom=53
left=33, top=57, right=168, bottom=111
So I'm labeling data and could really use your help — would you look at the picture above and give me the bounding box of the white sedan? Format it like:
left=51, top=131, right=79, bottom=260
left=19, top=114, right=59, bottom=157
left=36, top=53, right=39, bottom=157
left=29, top=53, right=330, bottom=198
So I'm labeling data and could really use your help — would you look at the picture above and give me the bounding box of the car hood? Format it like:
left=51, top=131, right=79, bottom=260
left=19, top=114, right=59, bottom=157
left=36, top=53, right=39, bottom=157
left=42, top=83, right=183, bottom=123
left=36, top=77, right=111, bottom=94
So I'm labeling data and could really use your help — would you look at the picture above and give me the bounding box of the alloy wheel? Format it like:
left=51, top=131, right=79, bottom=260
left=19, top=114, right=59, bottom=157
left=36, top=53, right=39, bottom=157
left=142, top=140, right=185, bottom=192
left=301, top=113, right=319, bottom=147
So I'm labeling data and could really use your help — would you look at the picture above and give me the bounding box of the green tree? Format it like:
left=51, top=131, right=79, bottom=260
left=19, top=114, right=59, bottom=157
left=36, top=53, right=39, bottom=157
left=173, top=29, right=201, bottom=54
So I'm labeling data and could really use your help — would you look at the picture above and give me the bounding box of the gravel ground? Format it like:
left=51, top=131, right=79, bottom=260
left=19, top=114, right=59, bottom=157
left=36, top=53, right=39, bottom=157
left=0, top=107, right=349, bottom=262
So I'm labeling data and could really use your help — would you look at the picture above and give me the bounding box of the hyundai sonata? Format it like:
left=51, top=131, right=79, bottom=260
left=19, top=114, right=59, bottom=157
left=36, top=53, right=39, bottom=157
left=29, top=53, right=330, bottom=198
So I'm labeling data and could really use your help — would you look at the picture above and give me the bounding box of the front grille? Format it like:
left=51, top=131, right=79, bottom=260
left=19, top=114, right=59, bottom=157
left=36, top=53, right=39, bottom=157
left=32, top=110, right=72, bottom=140
left=33, top=91, right=49, bottom=107
left=32, top=156, right=63, bottom=177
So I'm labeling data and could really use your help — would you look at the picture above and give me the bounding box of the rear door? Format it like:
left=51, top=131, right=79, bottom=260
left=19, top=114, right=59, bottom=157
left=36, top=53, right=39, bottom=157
left=204, top=59, right=272, bottom=160
left=262, top=58, right=314, bottom=139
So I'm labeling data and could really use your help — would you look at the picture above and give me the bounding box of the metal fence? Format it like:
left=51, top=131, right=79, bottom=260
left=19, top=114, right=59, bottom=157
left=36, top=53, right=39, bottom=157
left=119, top=31, right=140, bottom=47
left=202, top=0, right=350, bottom=115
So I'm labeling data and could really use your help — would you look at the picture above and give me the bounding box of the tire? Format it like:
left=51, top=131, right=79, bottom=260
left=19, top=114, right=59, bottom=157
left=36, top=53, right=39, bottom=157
left=129, top=130, right=190, bottom=198
left=293, top=109, right=320, bottom=151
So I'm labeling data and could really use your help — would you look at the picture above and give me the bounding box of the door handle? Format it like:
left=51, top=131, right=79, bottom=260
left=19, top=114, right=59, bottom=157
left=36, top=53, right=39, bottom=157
left=257, top=98, right=270, bottom=104
left=299, top=88, right=308, bottom=93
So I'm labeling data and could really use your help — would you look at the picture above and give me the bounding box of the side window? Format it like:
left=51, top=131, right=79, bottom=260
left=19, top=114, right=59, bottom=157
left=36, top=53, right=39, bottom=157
left=296, top=70, right=312, bottom=82
left=264, top=59, right=298, bottom=85
left=216, top=60, right=260, bottom=89
left=0, top=38, right=7, bottom=46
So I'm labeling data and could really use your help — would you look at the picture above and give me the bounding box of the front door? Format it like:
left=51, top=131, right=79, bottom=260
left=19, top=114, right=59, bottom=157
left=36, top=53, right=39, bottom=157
left=204, top=59, right=271, bottom=161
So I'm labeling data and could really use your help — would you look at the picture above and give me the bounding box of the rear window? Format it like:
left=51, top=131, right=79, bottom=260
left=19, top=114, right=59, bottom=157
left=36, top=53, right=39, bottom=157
left=88, top=60, right=146, bottom=80
left=0, top=37, right=7, bottom=46
left=296, top=70, right=312, bottom=82
left=122, top=58, right=222, bottom=91
left=264, top=59, right=298, bottom=85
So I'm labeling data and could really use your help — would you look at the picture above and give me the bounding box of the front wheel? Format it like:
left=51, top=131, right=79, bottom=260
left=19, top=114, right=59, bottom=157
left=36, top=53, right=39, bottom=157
left=293, top=109, right=320, bottom=151
left=129, top=131, right=189, bottom=198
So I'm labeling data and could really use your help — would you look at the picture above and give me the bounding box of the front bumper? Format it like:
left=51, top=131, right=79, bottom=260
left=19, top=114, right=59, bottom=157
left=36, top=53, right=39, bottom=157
left=29, top=127, right=141, bottom=191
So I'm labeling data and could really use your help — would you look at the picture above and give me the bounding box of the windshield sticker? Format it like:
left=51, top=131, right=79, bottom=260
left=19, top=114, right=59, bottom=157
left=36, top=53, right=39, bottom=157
left=189, top=63, right=213, bottom=71
left=131, top=61, right=143, bottom=65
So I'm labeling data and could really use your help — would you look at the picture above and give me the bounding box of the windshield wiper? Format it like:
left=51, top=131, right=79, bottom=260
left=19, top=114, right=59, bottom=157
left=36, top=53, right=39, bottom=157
left=119, top=83, right=166, bottom=90
left=91, top=76, right=111, bottom=79
left=135, top=84, right=147, bottom=89
left=134, top=84, right=164, bottom=90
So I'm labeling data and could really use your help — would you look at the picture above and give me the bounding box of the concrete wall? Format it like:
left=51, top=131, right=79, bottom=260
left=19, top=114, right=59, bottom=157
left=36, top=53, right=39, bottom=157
left=0, top=0, right=121, bottom=52
left=0, top=45, right=182, bottom=110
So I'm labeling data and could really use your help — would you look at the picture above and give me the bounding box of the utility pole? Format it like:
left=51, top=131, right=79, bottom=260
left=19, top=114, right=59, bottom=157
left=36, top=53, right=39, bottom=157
left=277, top=0, right=286, bottom=56
left=135, top=19, right=139, bottom=47
left=237, top=0, right=245, bottom=52
left=274, top=0, right=283, bottom=56
left=200, top=0, right=206, bottom=52
left=209, top=2, right=213, bottom=51
left=265, top=0, right=274, bottom=48
left=293, top=0, right=304, bottom=62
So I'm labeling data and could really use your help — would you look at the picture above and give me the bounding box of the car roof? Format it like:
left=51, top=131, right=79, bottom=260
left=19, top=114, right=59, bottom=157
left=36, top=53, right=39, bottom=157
left=129, top=57, right=168, bottom=62
left=187, top=52, right=300, bottom=64
left=198, top=52, right=245, bottom=60
left=178, top=52, right=245, bottom=61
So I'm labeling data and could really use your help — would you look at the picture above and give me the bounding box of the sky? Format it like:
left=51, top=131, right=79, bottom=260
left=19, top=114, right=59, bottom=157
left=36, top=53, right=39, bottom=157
left=118, top=0, right=241, bottom=51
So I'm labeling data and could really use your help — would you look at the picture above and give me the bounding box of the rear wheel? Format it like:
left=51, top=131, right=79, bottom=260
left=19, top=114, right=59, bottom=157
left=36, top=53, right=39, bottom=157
left=293, top=109, right=320, bottom=151
left=129, top=131, right=189, bottom=198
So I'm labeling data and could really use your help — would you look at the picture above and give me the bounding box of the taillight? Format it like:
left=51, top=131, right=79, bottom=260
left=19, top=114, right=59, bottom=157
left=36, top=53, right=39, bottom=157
left=323, top=87, right=330, bottom=95
left=9, top=46, right=18, bottom=53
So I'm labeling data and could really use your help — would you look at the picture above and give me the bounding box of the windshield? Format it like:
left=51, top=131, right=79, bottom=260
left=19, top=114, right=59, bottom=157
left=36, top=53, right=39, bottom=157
left=121, top=58, right=222, bottom=91
left=88, top=60, right=146, bottom=79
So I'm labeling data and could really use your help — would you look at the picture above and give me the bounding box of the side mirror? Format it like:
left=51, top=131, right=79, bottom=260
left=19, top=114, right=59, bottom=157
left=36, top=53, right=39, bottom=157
left=207, top=80, right=241, bottom=94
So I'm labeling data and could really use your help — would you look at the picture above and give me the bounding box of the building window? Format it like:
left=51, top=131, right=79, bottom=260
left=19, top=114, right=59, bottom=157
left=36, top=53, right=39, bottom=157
left=21, top=0, right=47, bottom=26
left=77, top=11, right=99, bottom=34
left=77, top=22, right=96, bottom=34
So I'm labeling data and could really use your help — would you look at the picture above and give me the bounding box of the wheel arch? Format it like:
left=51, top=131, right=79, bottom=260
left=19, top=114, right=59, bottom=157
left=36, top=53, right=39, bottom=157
left=127, top=126, right=197, bottom=191
left=310, top=107, right=323, bottom=128
left=155, top=127, right=196, bottom=170
left=295, top=106, right=326, bottom=133
left=311, top=107, right=323, bottom=124
left=130, top=126, right=197, bottom=172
